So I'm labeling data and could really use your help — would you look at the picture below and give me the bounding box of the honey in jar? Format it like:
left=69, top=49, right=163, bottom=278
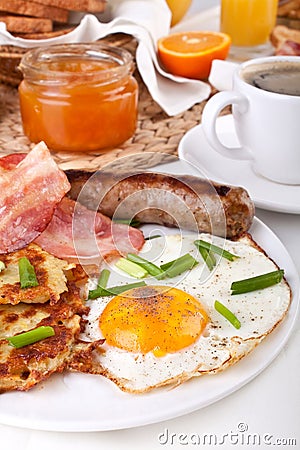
left=18, top=43, right=138, bottom=152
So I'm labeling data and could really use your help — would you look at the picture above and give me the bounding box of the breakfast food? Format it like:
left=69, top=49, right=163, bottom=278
left=0, top=45, right=28, bottom=86
left=0, top=142, right=70, bottom=254
left=277, top=0, right=300, bottom=19
left=273, top=0, right=300, bottom=54
left=34, top=197, right=145, bottom=265
left=157, top=31, right=231, bottom=80
left=31, top=0, right=106, bottom=12
left=271, top=24, right=300, bottom=46
left=0, top=147, right=144, bottom=265
left=0, top=14, right=53, bottom=33
left=78, top=233, right=291, bottom=393
left=18, top=44, right=138, bottom=152
left=271, top=25, right=300, bottom=55
left=0, top=266, right=104, bottom=393
left=66, top=171, right=255, bottom=239
left=0, top=0, right=106, bottom=37
left=0, top=0, right=69, bottom=23
left=13, top=26, right=75, bottom=39
left=0, top=243, right=74, bottom=305
left=0, top=144, right=292, bottom=395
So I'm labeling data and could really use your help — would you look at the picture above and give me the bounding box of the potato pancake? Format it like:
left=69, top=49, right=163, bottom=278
left=0, top=275, right=103, bottom=393
left=0, top=243, right=75, bottom=305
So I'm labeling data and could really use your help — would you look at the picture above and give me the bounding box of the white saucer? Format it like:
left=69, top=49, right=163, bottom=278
left=178, top=115, right=300, bottom=214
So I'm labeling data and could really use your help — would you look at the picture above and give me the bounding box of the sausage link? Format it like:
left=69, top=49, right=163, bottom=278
left=66, top=171, right=255, bottom=239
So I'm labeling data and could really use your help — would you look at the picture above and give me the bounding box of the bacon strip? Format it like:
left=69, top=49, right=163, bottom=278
left=35, top=197, right=145, bottom=265
left=0, top=142, right=70, bottom=254
left=0, top=153, right=27, bottom=170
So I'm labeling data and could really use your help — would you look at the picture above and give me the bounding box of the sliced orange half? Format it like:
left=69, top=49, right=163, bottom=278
left=157, top=31, right=231, bottom=80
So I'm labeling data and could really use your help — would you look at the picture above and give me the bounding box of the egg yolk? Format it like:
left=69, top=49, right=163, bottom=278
left=99, top=286, right=208, bottom=356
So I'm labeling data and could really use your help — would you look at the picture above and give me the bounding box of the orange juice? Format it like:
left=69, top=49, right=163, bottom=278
left=221, top=0, right=278, bottom=46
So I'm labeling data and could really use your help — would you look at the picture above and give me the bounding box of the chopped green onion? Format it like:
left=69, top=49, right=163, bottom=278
left=112, top=218, right=140, bottom=228
left=97, top=269, right=110, bottom=289
left=144, top=234, right=162, bottom=241
left=231, top=269, right=284, bottom=295
left=194, top=239, right=238, bottom=262
left=160, top=253, right=198, bottom=278
left=88, top=281, right=147, bottom=299
left=198, top=246, right=216, bottom=271
left=214, top=300, right=241, bottom=329
left=115, top=258, right=148, bottom=279
left=7, top=326, right=55, bottom=348
left=18, top=257, right=39, bottom=288
left=0, top=261, right=5, bottom=272
left=126, top=253, right=165, bottom=278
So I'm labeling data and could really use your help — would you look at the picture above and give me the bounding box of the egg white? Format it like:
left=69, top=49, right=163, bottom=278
left=81, top=233, right=291, bottom=393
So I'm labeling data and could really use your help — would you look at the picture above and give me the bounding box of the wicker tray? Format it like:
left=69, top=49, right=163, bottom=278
left=0, top=34, right=218, bottom=172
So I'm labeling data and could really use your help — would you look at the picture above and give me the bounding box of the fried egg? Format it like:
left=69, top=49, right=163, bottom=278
left=82, top=233, right=291, bottom=393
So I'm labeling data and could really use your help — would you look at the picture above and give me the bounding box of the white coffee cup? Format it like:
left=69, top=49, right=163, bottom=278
left=202, top=56, right=300, bottom=185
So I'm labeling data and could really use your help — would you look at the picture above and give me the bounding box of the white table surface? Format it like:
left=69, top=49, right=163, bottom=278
left=2, top=1, right=300, bottom=449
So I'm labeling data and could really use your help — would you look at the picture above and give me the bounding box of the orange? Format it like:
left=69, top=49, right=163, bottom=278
left=165, top=0, right=192, bottom=27
left=157, top=31, right=231, bottom=80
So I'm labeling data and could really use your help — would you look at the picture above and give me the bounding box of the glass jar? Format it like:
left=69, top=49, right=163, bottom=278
left=18, top=43, right=139, bottom=152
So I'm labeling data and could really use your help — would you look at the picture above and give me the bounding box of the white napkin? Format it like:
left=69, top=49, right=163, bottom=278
left=0, top=0, right=211, bottom=116
left=208, top=59, right=239, bottom=91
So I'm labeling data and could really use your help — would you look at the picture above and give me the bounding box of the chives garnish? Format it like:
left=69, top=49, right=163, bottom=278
left=7, top=326, right=55, bottom=349
left=194, top=239, right=238, bottom=262
left=88, top=281, right=147, bottom=299
left=160, top=253, right=198, bottom=278
left=0, top=261, right=5, bottom=272
left=126, top=253, right=165, bottom=278
left=115, top=258, right=148, bottom=279
left=97, top=269, right=110, bottom=289
left=112, top=218, right=140, bottom=228
left=214, top=300, right=241, bottom=329
left=231, top=269, right=284, bottom=295
left=144, top=235, right=162, bottom=241
left=18, top=257, right=39, bottom=288
left=198, top=246, right=216, bottom=271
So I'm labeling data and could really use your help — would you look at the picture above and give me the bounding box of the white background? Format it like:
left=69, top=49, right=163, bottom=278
left=1, top=1, right=299, bottom=449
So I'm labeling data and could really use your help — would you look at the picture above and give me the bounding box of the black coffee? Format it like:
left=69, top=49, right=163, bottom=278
left=242, top=61, right=300, bottom=96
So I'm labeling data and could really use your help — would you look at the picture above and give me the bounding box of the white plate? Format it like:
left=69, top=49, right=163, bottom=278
left=178, top=115, right=300, bottom=214
left=0, top=218, right=298, bottom=432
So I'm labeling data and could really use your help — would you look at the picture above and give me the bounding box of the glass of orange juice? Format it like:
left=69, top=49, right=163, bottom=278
left=220, top=0, right=279, bottom=60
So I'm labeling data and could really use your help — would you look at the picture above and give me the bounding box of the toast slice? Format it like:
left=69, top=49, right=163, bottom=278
left=14, top=25, right=74, bottom=39
left=0, top=0, right=69, bottom=23
left=0, top=45, right=27, bottom=85
left=28, top=0, right=107, bottom=12
left=0, top=14, right=52, bottom=32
